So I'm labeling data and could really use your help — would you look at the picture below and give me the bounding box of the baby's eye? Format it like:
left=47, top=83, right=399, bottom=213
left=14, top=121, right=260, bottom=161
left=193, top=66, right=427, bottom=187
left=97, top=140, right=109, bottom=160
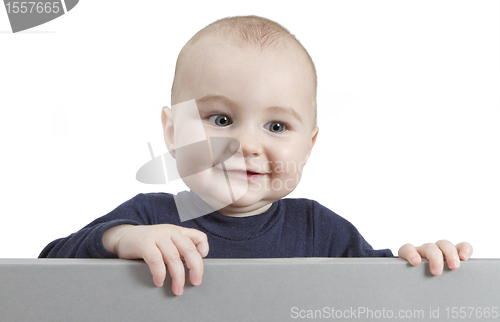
left=208, top=114, right=233, bottom=127
left=265, top=121, right=287, bottom=133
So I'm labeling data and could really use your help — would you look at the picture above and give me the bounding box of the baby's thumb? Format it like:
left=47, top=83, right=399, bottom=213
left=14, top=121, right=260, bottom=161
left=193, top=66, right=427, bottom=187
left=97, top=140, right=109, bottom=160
left=182, top=228, right=210, bottom=257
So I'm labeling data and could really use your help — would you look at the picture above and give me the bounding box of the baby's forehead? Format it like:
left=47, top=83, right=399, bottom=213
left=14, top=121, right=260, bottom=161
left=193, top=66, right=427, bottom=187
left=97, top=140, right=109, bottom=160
left=192, top=32, right=303, bottom=59
left=183, top=35, right=315, bottom=92
left=176, top=43, right=316, bottom=123
left=173, top=25, right=317, bottom=125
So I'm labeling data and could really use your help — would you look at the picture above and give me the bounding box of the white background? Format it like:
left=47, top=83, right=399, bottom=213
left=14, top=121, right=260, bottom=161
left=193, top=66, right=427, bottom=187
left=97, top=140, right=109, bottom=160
left=0, top=0, right=498, bottom=258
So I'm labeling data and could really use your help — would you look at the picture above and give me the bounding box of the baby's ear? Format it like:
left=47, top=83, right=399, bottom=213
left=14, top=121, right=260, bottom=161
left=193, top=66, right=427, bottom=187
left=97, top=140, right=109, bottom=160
left=305, top=126, right=319, bottom=162
left=161, top=106, right=176, bottom=158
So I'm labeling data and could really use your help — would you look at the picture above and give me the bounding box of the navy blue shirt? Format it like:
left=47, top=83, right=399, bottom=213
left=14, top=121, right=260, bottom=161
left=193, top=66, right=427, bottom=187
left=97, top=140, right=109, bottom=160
left=39, top=192, right=393, bottom=258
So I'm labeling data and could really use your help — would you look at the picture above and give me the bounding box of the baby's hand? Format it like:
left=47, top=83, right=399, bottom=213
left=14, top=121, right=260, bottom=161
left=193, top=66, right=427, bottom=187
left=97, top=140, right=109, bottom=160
left=103, top=224, right=209, bottom=295
left=398, top=240, right=472, bottom=276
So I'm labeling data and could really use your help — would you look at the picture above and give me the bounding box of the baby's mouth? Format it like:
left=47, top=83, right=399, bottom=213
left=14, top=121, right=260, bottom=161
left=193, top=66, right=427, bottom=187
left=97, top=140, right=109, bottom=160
left=224, top=169, right=266, bottom=181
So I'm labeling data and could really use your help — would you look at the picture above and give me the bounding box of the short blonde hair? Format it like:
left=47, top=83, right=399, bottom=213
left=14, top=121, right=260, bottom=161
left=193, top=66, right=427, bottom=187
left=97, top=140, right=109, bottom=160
left=171, top=15, right=317, bottom=124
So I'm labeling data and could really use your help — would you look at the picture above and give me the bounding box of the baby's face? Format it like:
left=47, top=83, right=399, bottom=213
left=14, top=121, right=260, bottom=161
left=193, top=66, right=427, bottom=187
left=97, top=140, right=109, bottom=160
left=169, top=37, right=318, bottom=216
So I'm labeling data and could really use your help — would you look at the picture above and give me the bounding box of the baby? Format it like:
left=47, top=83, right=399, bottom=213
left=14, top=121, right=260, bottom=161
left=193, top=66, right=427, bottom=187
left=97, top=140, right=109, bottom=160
left=40, top=15, right=472, bottom=296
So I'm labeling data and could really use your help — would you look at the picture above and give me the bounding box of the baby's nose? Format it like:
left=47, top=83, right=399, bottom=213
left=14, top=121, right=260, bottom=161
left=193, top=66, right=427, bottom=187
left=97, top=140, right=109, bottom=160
left=234, top=132, right=264, bottom=157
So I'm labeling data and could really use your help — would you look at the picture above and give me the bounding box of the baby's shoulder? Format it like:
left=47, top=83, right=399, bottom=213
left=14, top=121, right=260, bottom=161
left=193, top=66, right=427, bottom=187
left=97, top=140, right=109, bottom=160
left=279, top=197, right=339, bottom=218
left=137, top=191, right=176, bottom=205
left=124, top=192, right=179, bottom=223
left=121, top=192, right=176, bottom=210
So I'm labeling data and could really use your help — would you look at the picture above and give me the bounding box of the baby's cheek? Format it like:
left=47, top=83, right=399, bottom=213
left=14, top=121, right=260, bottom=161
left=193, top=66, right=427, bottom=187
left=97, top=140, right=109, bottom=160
left=270, top=145, right=305, bottom=174
left=269, top=163, right=303, bottom=193
left=183, top=169, right=234, bottom=206
left=265, top=141, right=309, bottom=194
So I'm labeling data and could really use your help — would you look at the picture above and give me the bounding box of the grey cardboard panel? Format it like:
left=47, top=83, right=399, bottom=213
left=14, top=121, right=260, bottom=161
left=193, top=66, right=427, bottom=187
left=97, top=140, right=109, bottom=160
left=0, top=258, right=499, bottom=321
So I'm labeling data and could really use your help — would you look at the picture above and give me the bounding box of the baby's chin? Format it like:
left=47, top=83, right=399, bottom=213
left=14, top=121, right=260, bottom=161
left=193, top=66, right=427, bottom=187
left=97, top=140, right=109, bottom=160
left=182, top=172, right=298, bottom=215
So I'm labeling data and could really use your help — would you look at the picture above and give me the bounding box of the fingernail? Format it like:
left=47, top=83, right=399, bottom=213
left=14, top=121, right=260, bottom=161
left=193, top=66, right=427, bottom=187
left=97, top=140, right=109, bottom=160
left=448, top=260, right=458, bottom=269
left=462, top=252, right=470, bottom=260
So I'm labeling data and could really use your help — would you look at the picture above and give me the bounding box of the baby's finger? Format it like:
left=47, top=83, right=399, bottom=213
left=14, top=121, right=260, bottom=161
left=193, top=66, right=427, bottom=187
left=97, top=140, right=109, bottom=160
left=435, top=239, right=459, bottom=270
left=456, top=242, right=473, bottom=261
left=179, top=227, right=209, bottom=258
left=171, top=232, right=204, bottom=287
left=157, top=240, right=186, bottom=296
left=416, top=243, right=443, bottom=276
left=398, top=243, right=421, bottom=266
left=141, top=246, right=167, bottom=288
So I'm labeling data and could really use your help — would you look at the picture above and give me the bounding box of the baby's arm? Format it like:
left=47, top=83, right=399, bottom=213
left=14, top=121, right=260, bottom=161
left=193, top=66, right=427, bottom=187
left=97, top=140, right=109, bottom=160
left=102, top=224, right=209, bottom=296
left=398, top=240, right=472, bottom=275
left=39, top=193, right=208, bottom=295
